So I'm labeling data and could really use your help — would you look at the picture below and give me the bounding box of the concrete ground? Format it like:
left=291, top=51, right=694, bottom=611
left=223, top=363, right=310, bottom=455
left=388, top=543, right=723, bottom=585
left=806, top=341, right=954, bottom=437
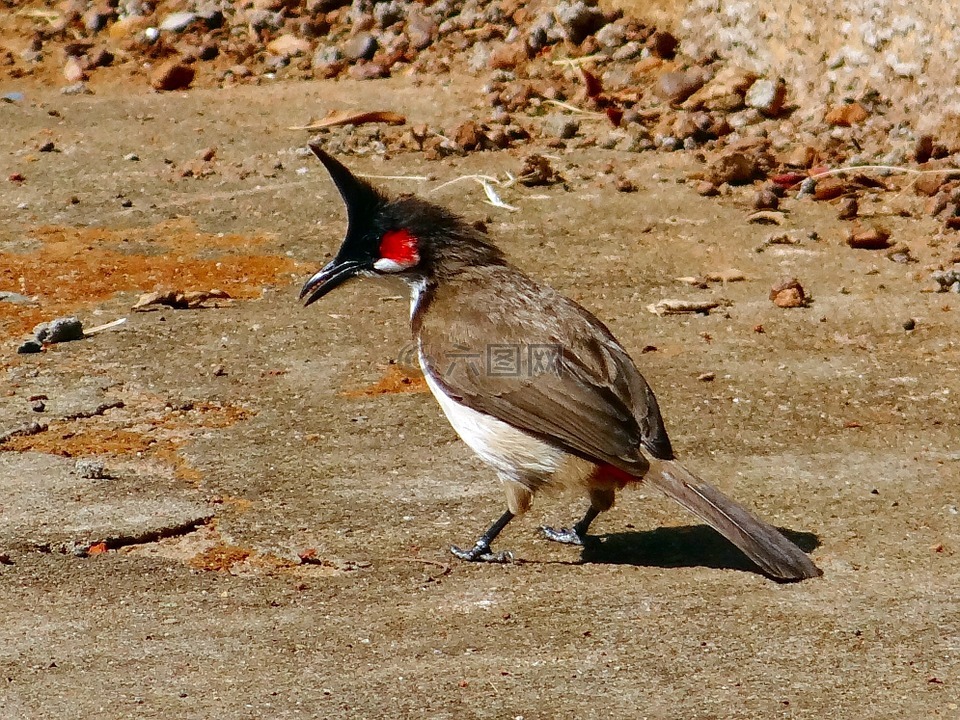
left=1, top=77, right=958, bottom=719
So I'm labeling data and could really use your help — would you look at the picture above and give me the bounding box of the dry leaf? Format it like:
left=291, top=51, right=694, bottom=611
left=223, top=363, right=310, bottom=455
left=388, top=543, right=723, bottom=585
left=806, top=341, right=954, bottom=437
left=646, top=299, right=722, bottom=316
left=580, top=68, right=603, bottom=99
left=132, top=289, right=231, bottom=311
left=604, top=106, right=623, bottom=127
left=747, top=210, right=785, bottom=225
left=771, top=172, right=806, bottom=188
left=290, top=110, right=406, bottom=131
left=705, top=269, right=745, bottom=283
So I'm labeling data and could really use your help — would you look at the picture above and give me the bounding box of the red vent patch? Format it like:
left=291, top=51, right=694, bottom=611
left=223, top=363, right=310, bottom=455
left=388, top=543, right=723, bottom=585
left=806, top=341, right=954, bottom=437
left=378, top=229, right=420, bottom=270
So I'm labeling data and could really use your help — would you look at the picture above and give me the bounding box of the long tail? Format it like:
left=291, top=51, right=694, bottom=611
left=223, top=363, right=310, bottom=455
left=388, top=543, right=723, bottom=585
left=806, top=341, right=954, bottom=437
left=644, top=458, right=822, bottom=581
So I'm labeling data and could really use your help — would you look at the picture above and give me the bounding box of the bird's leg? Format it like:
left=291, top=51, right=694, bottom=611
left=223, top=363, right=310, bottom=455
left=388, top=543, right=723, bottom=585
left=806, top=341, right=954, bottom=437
left=451, top=510, right=515, bottom=563
left=541, top=504, right=602, bottom=546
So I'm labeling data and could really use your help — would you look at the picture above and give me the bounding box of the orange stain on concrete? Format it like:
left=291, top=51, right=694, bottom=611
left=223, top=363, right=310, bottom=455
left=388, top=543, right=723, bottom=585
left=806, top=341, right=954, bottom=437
left=341, top=364, right=428, bottom=397
left=0, top=219, right=302, bottom=339
left=1, top=425, right=159, bottom=456
left=188, top=543, right=253, bottom=571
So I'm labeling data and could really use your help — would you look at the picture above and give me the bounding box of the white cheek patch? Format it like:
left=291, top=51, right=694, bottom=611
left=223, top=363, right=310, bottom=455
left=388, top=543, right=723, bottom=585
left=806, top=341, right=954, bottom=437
left=374, top=257, right=409, bottom=273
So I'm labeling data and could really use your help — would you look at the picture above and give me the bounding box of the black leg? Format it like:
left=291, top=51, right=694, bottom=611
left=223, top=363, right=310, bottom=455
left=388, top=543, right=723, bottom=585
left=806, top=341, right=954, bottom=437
left=451, top=510, right=515, bottom=563
left=541, top=505, right=602, bottom=546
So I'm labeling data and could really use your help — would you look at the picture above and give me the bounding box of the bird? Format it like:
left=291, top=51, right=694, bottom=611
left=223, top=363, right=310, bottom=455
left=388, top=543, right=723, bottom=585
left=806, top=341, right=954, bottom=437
left=299, top=144, right=822, bottom=582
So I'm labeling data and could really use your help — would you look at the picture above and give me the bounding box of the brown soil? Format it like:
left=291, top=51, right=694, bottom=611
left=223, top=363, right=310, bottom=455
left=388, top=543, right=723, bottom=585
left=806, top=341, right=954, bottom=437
left=341, top=364, right=430, bottom=397
left=1, top=220, right=299, bottom=338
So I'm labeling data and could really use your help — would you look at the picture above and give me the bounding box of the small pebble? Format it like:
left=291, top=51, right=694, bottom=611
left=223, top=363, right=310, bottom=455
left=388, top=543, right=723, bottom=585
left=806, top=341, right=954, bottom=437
left=797, top=177, right=817, bottom=197
left=753, top=187, right=779, bottom=210
left=770, top=277, right=807, bottom=308
left=83, top=8, right=111, bottom=33
left=825, top=102, right=868, bottom=127
left=0, top=291, right=38, bottom=306
left=150, top=60, right=195, bottom=91
left=931, top=269, right=960, bottom=293
left=837, top=197, right=858, bottom=220
left=745, top=77, right=786, bottom=116
left=17, top=339, right=42, bottom=354
left=453, top=121, right=485, bottom=151
left=34, top=316, right=84, bottom=343
left=406, top=10, right=437, bottom=50
left=847, top=226, right=891, bottom=250
left=552, top=0, right=605, bottom=44
left=706, top=151, right=762, bottom=185
left=656, top=69, right=706, bottom=104
left=63, top=56, right=86, bottom=83
left=342, top=32, right=378, bottom=62
left=75, top=458, right=107, bottom=479
left=902, top=318, right=916, bottom=331
left=813, top=177, right=849, bottom=201
left=543, top=113, right=579, bottom=140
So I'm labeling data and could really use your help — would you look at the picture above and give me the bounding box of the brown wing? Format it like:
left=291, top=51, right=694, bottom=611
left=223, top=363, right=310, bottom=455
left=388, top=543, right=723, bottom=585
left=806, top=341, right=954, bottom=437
left=417, top=265, right=673, bottom=474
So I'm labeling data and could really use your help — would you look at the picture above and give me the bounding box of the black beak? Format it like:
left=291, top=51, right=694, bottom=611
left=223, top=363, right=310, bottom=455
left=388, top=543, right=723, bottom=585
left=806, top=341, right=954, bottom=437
left=299, top=258, right=363, bottom=307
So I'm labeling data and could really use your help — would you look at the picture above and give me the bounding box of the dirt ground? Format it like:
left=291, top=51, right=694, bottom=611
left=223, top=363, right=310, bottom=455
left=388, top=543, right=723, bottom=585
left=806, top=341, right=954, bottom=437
left=1, top=77, right=958, bottom=719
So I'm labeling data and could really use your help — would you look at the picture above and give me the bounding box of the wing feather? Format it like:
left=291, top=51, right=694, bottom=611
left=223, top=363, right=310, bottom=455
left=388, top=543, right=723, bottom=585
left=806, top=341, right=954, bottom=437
left=417, top=266, right=672, bottom=472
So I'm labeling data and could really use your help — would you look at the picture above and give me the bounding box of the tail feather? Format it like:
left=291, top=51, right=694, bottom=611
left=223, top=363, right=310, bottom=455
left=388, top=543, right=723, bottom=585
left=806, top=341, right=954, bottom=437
left=644, top=458, right=822, bottom=581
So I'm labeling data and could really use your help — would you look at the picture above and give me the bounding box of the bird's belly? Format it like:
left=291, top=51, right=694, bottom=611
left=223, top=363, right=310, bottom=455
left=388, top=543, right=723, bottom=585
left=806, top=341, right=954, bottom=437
left=421, top=366, right=569, bottom=482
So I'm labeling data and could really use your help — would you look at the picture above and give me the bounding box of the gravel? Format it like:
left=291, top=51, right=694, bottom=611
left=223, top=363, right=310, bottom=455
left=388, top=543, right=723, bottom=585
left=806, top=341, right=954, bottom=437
left=0, top=0, right=958, bottom=281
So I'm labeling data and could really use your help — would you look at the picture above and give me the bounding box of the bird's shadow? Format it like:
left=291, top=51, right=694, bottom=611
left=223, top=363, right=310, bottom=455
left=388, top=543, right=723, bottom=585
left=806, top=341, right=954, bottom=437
left=573, top=525, right=821, bottom=580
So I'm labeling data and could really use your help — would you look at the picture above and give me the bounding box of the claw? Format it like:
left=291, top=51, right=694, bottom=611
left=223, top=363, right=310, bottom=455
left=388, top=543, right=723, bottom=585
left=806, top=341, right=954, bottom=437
left=541, top=525, right=584, bottom=545
left=450, top=544, right=513, bottom=563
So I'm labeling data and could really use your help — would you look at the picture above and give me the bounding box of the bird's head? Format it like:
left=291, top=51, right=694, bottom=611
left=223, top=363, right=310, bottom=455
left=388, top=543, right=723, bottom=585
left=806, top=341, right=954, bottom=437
left=300, top=145, right=505, bottom=306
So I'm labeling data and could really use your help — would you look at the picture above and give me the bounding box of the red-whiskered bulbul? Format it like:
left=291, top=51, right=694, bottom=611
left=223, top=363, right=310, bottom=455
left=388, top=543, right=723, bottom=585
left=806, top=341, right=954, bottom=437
left=300, top=144, right=821, bottom=581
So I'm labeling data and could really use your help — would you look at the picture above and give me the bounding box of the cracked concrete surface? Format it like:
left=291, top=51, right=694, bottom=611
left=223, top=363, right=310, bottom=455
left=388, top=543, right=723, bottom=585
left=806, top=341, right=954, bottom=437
left=0, top=451, right=210, bottom=553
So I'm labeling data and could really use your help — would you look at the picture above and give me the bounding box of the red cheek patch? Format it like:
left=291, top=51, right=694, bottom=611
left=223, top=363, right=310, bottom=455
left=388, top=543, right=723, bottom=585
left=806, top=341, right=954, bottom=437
left=379, top=229, right=419, bottom=268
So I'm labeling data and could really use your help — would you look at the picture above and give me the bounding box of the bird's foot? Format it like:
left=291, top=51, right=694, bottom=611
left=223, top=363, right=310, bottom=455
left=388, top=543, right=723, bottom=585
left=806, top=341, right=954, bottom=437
left=450, top=543, right=513, bottom=563
left=540, top=525, right=584, bottom=546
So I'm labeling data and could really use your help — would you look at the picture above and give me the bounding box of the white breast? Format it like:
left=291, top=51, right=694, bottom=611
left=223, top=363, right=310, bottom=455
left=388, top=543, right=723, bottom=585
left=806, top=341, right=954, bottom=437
left=419, top=353, right=567, bottom=482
